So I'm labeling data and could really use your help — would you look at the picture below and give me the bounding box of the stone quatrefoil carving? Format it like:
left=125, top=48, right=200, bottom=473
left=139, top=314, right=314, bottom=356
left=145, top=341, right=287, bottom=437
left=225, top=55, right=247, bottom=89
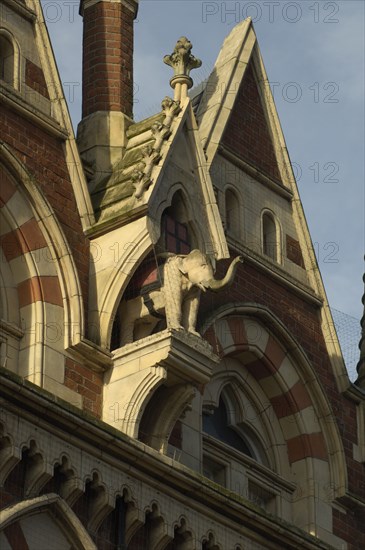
left=132, top=97, right=181, bottom=199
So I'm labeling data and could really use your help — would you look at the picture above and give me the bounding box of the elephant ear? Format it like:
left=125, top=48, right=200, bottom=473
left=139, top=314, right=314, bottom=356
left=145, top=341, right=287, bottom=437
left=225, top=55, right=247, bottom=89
left=179, top=249, right=206, bottom=275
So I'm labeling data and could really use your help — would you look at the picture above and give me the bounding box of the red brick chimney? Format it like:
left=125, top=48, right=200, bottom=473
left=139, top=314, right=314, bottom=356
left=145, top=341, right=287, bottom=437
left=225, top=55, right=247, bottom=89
left=77, top=0, right=139, bottom=189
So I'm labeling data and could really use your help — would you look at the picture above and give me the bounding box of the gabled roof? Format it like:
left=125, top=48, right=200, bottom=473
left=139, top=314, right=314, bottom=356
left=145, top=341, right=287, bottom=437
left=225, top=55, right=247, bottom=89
left=90, top=97, right=228, bottom=258
left=193, top=17, right=289, bottom=191
left=195, top=18, right=256, bottom=165
left=191, top=18, right=349, bottom=390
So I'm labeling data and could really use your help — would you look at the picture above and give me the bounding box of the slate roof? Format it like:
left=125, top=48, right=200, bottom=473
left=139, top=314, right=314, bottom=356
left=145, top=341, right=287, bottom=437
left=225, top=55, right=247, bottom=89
left=91, top=112, right=165, bottom=222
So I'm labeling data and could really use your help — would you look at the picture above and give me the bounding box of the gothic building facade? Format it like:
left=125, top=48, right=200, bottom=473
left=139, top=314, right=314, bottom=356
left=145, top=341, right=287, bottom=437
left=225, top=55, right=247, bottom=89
left=0, top=1, right=364, bottom=549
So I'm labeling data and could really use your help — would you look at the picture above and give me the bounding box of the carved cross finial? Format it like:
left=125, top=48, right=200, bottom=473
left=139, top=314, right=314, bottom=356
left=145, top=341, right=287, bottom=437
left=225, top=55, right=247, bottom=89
left=163, top=37, right=202, bottom=101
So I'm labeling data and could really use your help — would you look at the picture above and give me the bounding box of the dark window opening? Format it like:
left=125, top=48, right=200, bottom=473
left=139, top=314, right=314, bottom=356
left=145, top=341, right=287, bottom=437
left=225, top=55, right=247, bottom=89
left=262, top=212, right=279, bottom=262
left=163, top=213, right=191, bottom=254
left=225, top=188, right=240, bottom=236
left=95, top=496, right=127, bottom=550
left=0, top=35, right=14, bottom=86
left=203, top=397, right=254, bottom=458
left=168, top=419, right=182, bottom=449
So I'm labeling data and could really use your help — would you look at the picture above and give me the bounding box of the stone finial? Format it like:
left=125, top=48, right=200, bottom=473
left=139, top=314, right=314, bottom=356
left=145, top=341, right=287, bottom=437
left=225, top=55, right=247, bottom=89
left=164, top=36, right=202, bottom=78
left=163, top=37, right=202, bottom=101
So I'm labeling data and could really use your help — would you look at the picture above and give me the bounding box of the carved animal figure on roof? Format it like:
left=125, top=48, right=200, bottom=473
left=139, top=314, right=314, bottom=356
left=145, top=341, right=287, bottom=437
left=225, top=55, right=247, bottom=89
left=118, top=250, right=243, bottom=346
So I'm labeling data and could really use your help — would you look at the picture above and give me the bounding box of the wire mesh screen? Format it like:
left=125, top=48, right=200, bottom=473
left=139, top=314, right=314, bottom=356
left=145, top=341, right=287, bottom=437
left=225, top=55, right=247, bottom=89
left=331, top=308, right=361, bottom=382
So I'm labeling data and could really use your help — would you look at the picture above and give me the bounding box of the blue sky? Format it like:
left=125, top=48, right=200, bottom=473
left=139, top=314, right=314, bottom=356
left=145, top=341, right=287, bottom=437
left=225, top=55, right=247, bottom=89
left=43, top=0, right=364, bottom=320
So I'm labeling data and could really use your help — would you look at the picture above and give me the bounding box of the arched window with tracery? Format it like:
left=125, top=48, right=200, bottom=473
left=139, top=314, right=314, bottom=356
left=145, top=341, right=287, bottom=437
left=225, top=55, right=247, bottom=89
left=203, top=390, right=269, bottom=469
left=201, top=383, right=278, bottom=514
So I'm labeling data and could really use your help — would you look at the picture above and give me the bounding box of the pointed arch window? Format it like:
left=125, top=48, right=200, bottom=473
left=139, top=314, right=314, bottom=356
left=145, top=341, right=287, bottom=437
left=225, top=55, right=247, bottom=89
left=262, top=210, right=281, bottom=263
left=202, top=387, right=277, bottom=513
left=203, top=396, right=254, bottom=458
left=158, top=190, right=197, bottom=255
left=225, top=187, right=241, bottom=237
left=0, top=29, right=19, bottom=90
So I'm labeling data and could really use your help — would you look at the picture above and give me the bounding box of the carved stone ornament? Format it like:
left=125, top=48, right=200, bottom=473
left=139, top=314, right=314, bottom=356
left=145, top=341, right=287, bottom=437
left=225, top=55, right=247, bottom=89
left=161, top=96, right=181, bottom=127
left=151, top=122, right=171, bottom=152
left=131, top=162, right=150, bottom=200
left=141, top=144, right=160, bottom=176
left=132, top=146, right=161, bottom=200
left=131, top=96, right=181, bottom=199
left=163, top=36, right=202, bottom=78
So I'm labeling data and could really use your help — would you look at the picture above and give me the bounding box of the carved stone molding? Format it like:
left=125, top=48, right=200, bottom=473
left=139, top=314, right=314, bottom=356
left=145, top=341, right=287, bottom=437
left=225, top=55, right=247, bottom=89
left=80, top=0, right=139, bottom=17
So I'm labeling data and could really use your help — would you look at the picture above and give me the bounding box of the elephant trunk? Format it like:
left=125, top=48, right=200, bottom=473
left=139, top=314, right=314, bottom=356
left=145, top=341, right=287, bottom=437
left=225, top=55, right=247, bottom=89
left=205, top=256, right=243, bottom=292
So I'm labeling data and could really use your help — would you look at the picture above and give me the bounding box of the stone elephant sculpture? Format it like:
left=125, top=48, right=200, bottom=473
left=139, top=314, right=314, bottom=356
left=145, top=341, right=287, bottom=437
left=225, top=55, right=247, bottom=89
left=118, top=250, right=243, bottom=347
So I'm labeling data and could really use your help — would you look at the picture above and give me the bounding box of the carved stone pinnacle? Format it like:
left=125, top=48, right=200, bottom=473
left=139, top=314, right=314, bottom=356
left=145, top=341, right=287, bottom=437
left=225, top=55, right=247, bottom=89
left=163, top=37, right=202, bottom=78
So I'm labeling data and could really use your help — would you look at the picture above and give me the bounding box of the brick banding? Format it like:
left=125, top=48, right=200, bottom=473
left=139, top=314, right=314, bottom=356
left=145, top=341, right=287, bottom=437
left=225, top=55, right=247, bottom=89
left=4, top=522, right=29, bottom=550
left=286, top=432, right=328, bottom=463
left=244, top=357, right=277, bottom=380
left=0, top=167, right=17, bottom=205
left=64, top=358, right=103, bottom=416
left=270, top=381, right=312, bottom=419
left=18, top=276, right=63, bottom=308
left=226, top=316, right=247, bottom=347
left=264, top=335, right=287, bottom=371
left=204, top=315, right=329, bottom=462
left=0, top=107, right=90, bottom=322
left=0, top=218, right=47, bottom=261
